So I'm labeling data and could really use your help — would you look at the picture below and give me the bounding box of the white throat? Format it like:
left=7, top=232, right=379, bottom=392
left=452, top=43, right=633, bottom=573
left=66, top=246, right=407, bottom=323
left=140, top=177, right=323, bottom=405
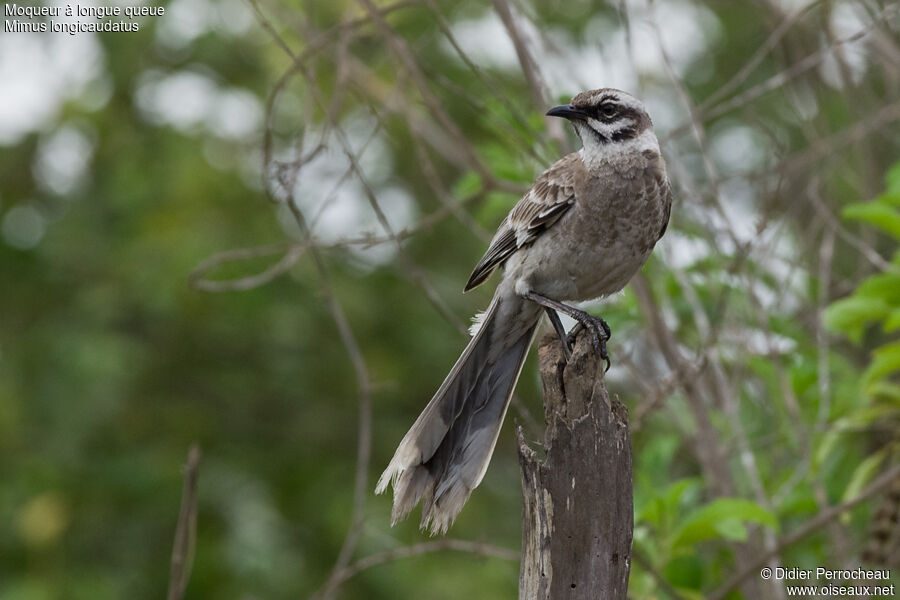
left=579, top=128, right=660, bottom=170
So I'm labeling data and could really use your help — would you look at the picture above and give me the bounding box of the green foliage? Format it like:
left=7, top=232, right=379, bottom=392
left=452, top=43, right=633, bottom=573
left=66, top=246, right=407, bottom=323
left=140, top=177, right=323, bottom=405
left=636, top=478, right=777, bottom=595
left=672, top=498, right=778, bottom=548
left=821, top=163, right=900, bottom=504
left=825, top=295, right=894, bottom=344
left=825, top=165, right=900, bottom=394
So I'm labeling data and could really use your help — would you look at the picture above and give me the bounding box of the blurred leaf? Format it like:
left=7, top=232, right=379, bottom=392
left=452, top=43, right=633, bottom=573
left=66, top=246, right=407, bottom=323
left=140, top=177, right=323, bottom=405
left=452, top=172, right=482, bottom=199
left=714, top=517, right=749, bottom=542
left=868, top=382, right=900, bottom=404
left=671, top=590, right=708, bottom=600
left=857, top=273, right=900, bottom=304
left=816, top=428, right=843, bottom=469
left=17, top=492, right=69, bottom=548
left=842, top=202, right=900, bottom=239
left=638, top=478, right=699, bottom=529
left=817, top=403, right=899, bottom=467
left=672, top=498, right=777, bottom=550
left=823, top=296, right=890, bottom=343
left=663, top=555, right=703, bottom=589
left=480, top=142, right=532, bottom=183
left=863, top=341, right=900, bottom=390
left=885, top=308, right=900, bottom=332
left=841, top=449, right=886, bottom=504
left=885, top=162, right=900, bottom=195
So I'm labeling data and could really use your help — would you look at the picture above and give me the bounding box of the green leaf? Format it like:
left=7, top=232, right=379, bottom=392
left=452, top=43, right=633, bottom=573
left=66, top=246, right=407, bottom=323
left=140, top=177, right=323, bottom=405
left=480, top=142, right=532, bottom=182
left=820, top=405, right=897, bottom=445
left=867, top=382, right=900, bottom=403
left=638, top=478, right=698, bottom=527
left=779, top=494, right=819, bottom=518
left=663, top=555, right=703, bottom=589
left=670, top=591, right=707, bottom=600
left=884, top=308, right=900, bottom=333
left=856, top=273, right=900, bottom=305
left=477, top=191, right=518, bottom=224
left=842, top=202, right=900, bottom=240
left=842, top=450, right=887, bottom=503
left=714, top=518, right=749, bottom=542
left=672, top=498, right=777, bottom=550
left=815, top=428, right=843, bottom=468
left=863, top=340, right=900, bottom=389
left=824, top=296, right=890, bottom=342
left=452, top=172, right=481, bottom=199
left=886, top=162, right=900, bottom=195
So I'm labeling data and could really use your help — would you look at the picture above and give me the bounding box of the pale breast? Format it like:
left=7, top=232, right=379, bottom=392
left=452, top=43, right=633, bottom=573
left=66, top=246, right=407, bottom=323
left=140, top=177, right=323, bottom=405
left=514, top=149, right=671, bottom=302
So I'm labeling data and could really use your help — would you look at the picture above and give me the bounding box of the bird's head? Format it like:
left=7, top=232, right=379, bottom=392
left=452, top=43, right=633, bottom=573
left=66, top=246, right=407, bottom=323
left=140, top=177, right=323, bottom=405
left=546, top=88, right=655, bottom=158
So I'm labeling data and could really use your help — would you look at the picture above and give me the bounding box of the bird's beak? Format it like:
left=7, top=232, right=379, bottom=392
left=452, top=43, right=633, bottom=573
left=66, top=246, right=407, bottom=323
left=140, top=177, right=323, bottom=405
left=546, top=104, right=588, bottom=120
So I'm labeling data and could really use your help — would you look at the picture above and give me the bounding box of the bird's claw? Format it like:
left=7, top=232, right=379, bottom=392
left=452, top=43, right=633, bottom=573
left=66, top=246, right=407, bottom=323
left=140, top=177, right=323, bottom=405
left=566, top=317, right=612, bottom=371
left=528, top=293, right=612, bottom=370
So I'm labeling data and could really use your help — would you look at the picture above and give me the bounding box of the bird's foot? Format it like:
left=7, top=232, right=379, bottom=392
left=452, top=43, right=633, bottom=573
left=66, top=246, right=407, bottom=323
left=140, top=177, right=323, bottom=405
left=566, top=316, right=611, bottom=372
left=525, top=291, right=612, bottom=370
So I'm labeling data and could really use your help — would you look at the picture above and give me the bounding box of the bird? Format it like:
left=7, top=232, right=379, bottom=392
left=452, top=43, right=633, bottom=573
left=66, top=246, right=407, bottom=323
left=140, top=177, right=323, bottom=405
left=376, top=88, right=672, bottom=535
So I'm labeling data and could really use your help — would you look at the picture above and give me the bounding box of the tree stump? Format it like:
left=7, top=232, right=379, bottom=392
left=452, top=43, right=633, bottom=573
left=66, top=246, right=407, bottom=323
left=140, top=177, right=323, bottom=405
left=518, top=332, right=633, bottom=600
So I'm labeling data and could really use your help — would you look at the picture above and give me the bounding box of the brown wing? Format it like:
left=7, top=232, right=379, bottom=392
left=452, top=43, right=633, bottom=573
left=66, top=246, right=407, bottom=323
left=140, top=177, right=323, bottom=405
left=464, top=154, right=579, bottom=291
left=642, top=148, right=673, bottom=242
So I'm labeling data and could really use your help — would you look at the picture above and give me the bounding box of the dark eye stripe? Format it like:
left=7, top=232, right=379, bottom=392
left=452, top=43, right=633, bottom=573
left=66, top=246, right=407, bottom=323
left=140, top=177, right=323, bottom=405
left=611, top=127, right=637, bottom=141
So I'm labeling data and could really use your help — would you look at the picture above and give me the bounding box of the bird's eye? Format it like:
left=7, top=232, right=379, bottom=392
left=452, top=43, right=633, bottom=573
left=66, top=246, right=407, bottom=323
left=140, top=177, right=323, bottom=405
left=598, top=103, right=617, bottom=118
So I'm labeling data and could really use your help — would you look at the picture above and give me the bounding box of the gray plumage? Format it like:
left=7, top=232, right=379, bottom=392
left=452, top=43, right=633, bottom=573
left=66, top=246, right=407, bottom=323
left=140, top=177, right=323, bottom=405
left=376, top=88, right=672, bottom=534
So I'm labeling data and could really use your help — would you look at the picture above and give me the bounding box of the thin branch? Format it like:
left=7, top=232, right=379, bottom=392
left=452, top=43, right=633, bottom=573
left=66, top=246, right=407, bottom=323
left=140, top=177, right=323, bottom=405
left=667, top=5, right=897, bottom=139
left=355, top=0, right=498, bottom=184
left=697, top=0, right=824, bottom=111
left=314, top=539, right=517, bottom=595
left=806, top=173, right=900, bottom=275
left=246, top=0, right=298, bottom=60
left=278, top=194, right=374, bottom=600
left=300, top=72, right=469, bottom=334
left=423, top=0, right=541, bottom=158
left=630, top=273, right=735, bottom=497
left=490, top=0, right=568, bottom=153
left=167, top=444, right=201, bottom=600
left=237, top=11, right=378, bottom=584
left=189, top=242, right=307, bottom=292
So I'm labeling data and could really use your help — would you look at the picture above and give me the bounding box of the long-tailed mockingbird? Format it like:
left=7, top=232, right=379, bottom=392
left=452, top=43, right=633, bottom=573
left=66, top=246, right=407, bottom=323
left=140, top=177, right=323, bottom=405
left=376, top=88, right=672, bottom=534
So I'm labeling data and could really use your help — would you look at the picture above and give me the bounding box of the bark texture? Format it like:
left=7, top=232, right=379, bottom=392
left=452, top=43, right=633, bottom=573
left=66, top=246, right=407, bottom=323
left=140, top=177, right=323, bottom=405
left=518, top=332, right=633, bottom=600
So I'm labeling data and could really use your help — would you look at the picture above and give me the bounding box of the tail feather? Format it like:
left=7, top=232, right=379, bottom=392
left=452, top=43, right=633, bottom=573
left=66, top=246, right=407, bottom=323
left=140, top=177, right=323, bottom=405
left=389, top=465, right=429, bottom=525
left=376, top=294, right=539, bottom=534
left=375, top=298, right=499, bottom=496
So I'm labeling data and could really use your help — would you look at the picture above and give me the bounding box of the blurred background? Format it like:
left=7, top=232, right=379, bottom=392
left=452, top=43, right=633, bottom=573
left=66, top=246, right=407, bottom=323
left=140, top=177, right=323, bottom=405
left=1, top=0, right=899, bottom=598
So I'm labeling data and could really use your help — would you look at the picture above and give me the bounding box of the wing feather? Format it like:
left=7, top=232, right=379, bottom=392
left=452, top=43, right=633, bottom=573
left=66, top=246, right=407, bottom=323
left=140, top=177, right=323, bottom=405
left=464, top=154, right=579, bottom=291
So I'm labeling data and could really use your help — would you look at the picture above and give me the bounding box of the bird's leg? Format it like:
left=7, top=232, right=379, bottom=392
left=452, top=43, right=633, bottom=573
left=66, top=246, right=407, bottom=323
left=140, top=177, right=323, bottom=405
left=543, top=308, right=571, bottom=361
left=524, top=291, right=611, bottom=371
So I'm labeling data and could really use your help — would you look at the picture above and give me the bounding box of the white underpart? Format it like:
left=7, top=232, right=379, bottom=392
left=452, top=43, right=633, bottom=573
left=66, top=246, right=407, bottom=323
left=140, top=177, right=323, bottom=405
left=579, top=126, right=660, bottom=170
left=514, top=277, right=532, bottom=297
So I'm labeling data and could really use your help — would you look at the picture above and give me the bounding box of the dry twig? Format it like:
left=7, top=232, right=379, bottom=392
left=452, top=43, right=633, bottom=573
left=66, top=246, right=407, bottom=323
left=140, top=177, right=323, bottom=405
left=167, top=445, right=201, bottom=600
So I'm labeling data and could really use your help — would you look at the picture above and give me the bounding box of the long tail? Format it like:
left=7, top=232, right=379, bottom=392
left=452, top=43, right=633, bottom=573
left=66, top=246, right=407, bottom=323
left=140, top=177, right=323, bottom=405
left=376, top=293, right=539, bottom=535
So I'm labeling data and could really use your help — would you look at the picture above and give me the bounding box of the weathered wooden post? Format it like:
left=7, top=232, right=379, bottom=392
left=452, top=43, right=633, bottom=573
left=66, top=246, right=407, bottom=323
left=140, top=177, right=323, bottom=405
left=518, top=332, right=634, bottom=599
